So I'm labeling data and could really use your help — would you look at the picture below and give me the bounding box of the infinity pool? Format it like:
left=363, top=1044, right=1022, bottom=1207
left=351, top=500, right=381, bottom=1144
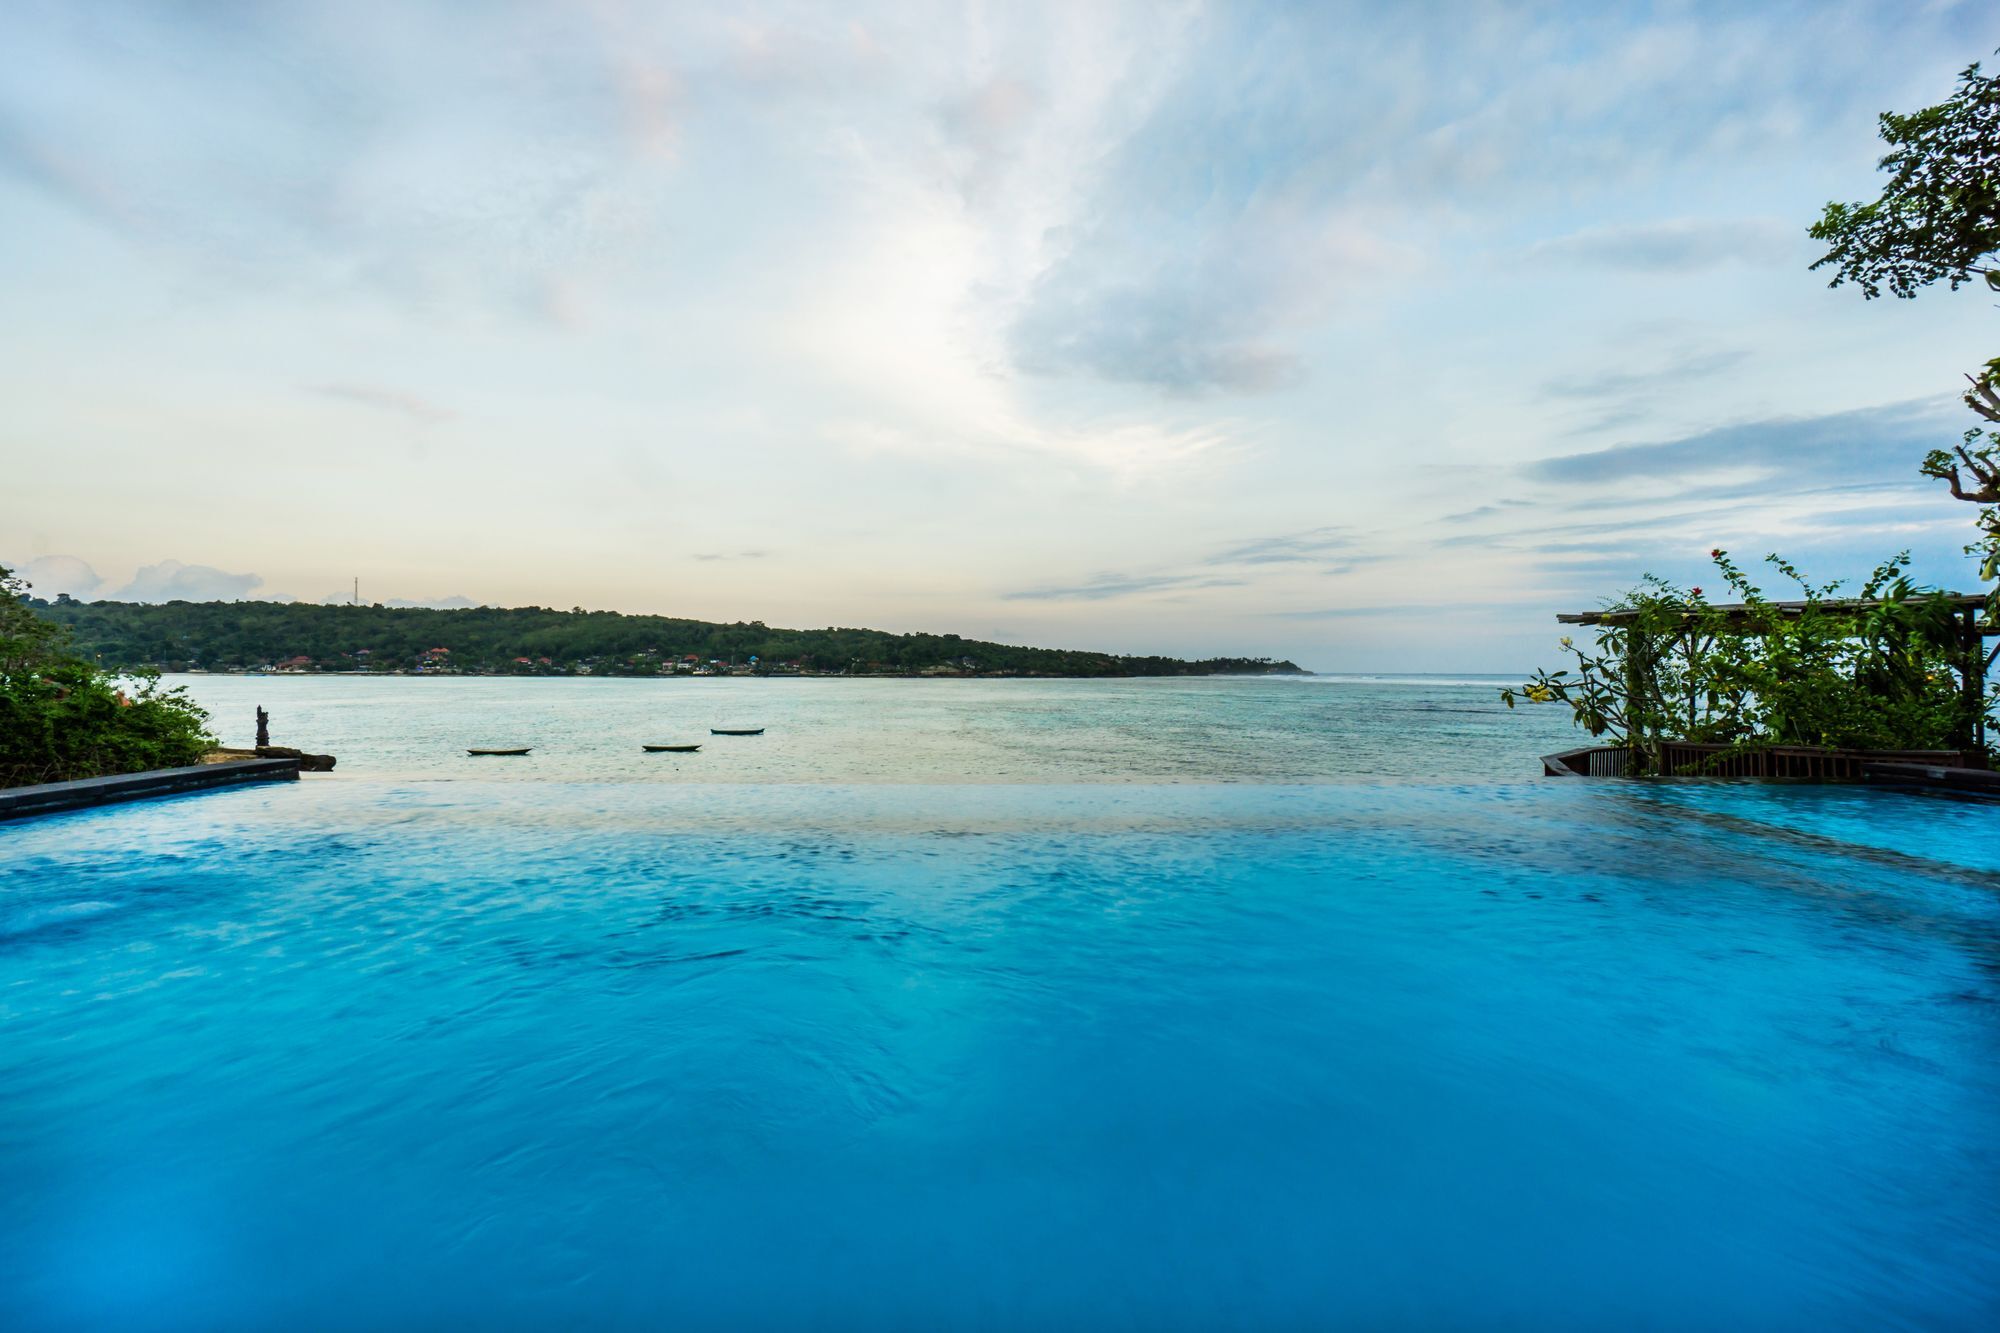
left=3, top=775, right=1997, bottom=1329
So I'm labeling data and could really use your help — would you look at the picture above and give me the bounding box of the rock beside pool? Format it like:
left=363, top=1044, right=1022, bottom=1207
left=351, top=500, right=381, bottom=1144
left=255, top=745, right=337, bottom=772
left=204, top=746, right=336, bottom=772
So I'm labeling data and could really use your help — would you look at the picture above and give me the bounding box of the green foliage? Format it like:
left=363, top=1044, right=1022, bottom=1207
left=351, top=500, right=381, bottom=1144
left=27, top=596, right=1303, bottom=680
left=1810, top=61, right=2000, bottom=299
left=2, top=566, right=215, bottom=787
left=1502, top=550, right=1976, bottom=772
left=1814, top=57, right=2000, bottom=616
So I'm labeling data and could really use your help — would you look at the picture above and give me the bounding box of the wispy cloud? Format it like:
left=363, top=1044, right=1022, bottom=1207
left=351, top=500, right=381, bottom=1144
left=1441, top=500, right=1533, bottom=524
left=1007, top=217, right=1410, bottom=395
left=1270, top=598, right=1547, bottom=621
left=0, top=118, right=145, bottom=236
left=1003, top=572, right=1245, bottom=602
left=309, top=383, right=456, bottom=425
left=1527, top=218, right=1797, bottom=273
left=1525, top=399, right=1957, bottom=497
left=693, top=550, right=769, bottom=562
left=1207, top=526, right=1359, bottom=566
left=1541, top=347, right=1747, bottom=401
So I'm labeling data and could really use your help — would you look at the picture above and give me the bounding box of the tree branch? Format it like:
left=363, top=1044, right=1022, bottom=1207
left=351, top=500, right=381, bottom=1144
left=1946, top=444, right=2000, bottom=502
left=1964, top=372, right=2000, bottom=422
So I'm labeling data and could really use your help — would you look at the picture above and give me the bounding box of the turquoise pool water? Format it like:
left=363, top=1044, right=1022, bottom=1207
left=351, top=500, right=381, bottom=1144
left=3, top=680, right=1998, bottom=1328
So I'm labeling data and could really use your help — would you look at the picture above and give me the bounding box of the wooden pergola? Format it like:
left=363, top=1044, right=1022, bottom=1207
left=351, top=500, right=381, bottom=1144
left=1556, top=593, right=1996, bottom=753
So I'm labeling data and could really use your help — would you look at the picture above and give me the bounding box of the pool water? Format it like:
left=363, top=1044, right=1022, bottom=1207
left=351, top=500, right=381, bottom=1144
left=2, top=681, right=1998, bottom=1328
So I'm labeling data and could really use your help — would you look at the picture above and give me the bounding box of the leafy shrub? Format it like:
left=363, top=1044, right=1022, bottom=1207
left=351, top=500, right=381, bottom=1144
left=1503, top=550, right=1978, bottom=772
left=1, top=566, right=215, bottom=787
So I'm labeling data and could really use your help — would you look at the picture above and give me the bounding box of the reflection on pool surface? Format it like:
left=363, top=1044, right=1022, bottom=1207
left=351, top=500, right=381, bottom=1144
left=4, top=775, right=1998, bottom=1329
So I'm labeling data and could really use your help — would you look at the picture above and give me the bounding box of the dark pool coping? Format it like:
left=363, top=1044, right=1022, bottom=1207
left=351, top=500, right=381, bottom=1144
left=0, top=758, right=302, bottom=823
left=1861, top=760, right=2000, bottom=798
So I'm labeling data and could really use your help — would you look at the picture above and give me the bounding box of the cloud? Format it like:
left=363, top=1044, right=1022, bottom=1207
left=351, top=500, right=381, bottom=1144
left=1441, top=500, right=1532, bottom=523
left=936, top=76, right=1042, bottom=204
left=8, top=554, right=104, bottom=599
left=320, top=592, right=479, bottom=608
left=310, top=383, right=456, bottom=425
left=0, top=118, right=145, bottom=237
left=1525, top=399, right=1958, bottom=497
left=1270, top=598, right=1546, bottom=621
left=995, top=5, right=1434, bottom=396
left=1494, top=496, right=1956, bottom=551
left=1541, top=347, right=1747, bottom=401
left=1442, top=397, right=1987, bottom=610
left=1003, top=571, right=1245, bottom=602
left=1007, top=281, right=1304, bottom=396
left=996, top=0, right=1922, bottom=398
left=1008, top=211, right=1409, bottom=395
left=693, top=550, right=768, bottom=562
left=112, top=560, right=263, bottom=602
left=1267, top=604, right=1425, bottom=621
left=1527, top=218, right=1797, bottom=272
left=0, top=1, right=689, bottom=312
left=1002, top=531, right=1383, bottom=607
left=584, top=4, right=682, bottom=163
left=1207, top=526, right=1358, bottom=566
left=1493, top=488, right=1977, bottom=608
left=386, top=595, right=477, bottom=609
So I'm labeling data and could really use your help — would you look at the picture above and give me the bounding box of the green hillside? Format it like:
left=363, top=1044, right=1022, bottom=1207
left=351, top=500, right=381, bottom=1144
left=30, top=597, right=1306, bottom=679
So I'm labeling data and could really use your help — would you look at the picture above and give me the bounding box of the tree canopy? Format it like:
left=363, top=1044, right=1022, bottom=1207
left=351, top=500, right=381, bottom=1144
left=1813, top=56, right=2000, bottom=582
left=1810, top=60, right=2000, bottom=300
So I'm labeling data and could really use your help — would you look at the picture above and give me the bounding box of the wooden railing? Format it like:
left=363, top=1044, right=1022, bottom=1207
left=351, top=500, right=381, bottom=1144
left=1543, top=743, right=1977, bottom=780
left=1543, top=746, right=1631, bottom=777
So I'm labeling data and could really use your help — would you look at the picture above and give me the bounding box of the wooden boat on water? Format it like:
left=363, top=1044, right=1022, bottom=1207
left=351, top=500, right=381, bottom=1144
left=710, top=727, right=765, bottom=736
left=467, top=747, right=533, bottom=756
left=642, top=743, right=702, bottom=753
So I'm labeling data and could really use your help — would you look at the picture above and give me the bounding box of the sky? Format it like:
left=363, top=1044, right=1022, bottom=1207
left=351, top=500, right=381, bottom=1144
left=2, top=0, right=1995, bottom=671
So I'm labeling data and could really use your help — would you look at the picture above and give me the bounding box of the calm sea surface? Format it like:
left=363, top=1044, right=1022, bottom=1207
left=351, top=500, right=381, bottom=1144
left=3, top=676, right=1998, bottom=1329
left=163, top=672, right=1588, bottom=783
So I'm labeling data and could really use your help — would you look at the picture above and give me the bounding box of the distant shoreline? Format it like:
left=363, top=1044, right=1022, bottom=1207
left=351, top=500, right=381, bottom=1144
left=39, top=598, right=1306, bottom=681
left=161, top=667, right=1315, bottom=681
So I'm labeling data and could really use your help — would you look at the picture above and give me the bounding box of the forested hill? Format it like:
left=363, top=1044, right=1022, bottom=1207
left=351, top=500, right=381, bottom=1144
left=30, top=598, right=1307, bottom=679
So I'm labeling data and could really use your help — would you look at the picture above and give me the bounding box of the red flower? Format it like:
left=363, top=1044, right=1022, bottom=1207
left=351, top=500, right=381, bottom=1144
left=1691, top=587, right=1703, bottom=596
left=1709, top=548, right=1722, bottom=558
